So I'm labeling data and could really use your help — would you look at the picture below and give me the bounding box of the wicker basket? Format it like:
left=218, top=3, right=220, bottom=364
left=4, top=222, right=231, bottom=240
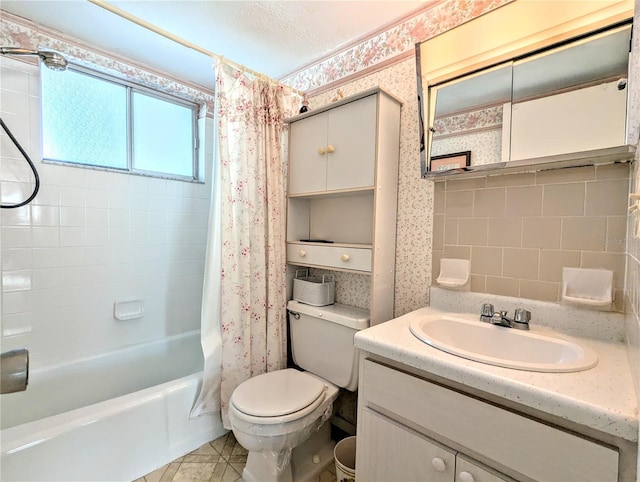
left=293, top=270, right=335, bottom=306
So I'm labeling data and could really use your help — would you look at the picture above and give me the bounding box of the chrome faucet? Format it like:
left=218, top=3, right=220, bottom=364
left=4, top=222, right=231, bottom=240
left=479, top=303, right=531, bottom=330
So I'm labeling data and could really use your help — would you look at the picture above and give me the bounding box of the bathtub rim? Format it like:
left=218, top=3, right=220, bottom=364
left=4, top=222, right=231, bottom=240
left=2, top=371, right=211, bottom=454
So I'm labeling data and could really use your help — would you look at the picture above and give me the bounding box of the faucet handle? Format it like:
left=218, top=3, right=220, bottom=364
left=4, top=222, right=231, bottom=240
left=512, top=308, right=531, bottom=330
left=480, top=303, right=494, bottom=321
left=481, top=303, right=494, bottom=316
left=514, top=308, right=531, bottom=323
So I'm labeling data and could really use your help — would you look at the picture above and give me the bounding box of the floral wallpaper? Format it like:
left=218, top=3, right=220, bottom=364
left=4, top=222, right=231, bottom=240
left=0, top=11, right=215, bottom=116
left=431, top=104, right=505, bottom=165
left=283, top=0, right=513, bottom=93
left=431, top=129, right=502, bottom=166
left=309, top=57, right=431, bottom=316
left=305, top=0, right=513, bottom=316
left=433, top=105, right=503, bottom=137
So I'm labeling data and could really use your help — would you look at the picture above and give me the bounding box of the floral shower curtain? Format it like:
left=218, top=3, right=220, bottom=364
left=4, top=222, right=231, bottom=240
left=192, top=59, right=300, bottom=428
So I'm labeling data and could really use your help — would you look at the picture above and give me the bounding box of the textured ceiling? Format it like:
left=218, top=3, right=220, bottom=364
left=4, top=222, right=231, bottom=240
left=0, top=1, right=429, bottom=90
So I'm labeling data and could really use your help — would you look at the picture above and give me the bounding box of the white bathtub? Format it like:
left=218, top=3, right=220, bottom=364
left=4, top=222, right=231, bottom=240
left=0, top=331, right=225, bottom=481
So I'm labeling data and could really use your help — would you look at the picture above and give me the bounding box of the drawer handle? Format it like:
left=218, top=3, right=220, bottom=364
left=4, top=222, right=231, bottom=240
left=341, top=253, right=350, bottom=262
left=431, top=457, right=446, bottom=472
left=326, top=144, right=335, bottom=153
left=317, top=147, right=326, bottom=155
left=299, top=250, right=306, bottom=258
left=459, top=471, right=475, bottom=482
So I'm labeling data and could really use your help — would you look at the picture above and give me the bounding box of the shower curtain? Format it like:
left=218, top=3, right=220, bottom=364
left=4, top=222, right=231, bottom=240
left=191, top=59, right=300, bottom=428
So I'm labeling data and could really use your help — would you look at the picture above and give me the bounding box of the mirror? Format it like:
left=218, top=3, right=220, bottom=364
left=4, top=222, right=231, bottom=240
left=417, top=0, right=634, bottom=178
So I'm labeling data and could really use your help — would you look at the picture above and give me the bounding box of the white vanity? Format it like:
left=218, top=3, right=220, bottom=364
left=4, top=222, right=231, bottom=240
left=354, top=291, right=638, bottom=481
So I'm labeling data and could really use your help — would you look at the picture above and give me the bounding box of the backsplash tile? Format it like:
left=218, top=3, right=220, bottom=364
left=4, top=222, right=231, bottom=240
left=433, top=164, right=631, bottom=309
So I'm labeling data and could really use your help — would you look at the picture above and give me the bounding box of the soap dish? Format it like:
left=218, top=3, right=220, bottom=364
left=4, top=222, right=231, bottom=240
left=436, top=258, right=470, bottom=290
left=562, top=267, right=613, bottom=310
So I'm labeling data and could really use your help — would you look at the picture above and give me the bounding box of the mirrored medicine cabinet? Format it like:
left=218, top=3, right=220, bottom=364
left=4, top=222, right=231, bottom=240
left=417, top=0, right=635, bottom=178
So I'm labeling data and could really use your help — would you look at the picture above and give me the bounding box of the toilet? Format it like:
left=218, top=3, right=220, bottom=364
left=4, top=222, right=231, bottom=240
left=228, top=299, right=369, bottom=482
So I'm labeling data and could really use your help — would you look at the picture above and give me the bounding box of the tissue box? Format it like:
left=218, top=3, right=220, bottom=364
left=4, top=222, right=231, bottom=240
left=293, top=271, right=335, bottom=306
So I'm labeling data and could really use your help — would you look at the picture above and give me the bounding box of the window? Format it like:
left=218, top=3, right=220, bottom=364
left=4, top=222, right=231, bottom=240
left=41, top=66, right=198, bottom=180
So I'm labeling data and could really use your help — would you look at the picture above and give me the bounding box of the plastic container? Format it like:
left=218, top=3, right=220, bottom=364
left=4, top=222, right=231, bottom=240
left=334, top=436, right=356, bottom=482
left=292, top=269, right=335, bottom=306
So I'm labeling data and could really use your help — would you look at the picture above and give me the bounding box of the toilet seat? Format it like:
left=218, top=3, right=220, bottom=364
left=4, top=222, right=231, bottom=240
left=230, top=369, right=327, bottom=425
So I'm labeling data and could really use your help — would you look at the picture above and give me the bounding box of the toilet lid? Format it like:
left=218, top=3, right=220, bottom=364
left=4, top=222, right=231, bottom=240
left=231, top=369, right=326, bottom=417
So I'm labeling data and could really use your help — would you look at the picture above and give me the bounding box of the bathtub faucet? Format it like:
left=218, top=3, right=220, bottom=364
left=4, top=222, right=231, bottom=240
left=0, top=348, right=29, bottom=393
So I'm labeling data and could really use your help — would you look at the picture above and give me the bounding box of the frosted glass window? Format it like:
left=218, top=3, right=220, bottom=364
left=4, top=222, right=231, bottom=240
left=41, top=65, right=198, bottom=180
left=132, top=92, right=194, bottom=177
left=42, top=68, right=127, bottom=169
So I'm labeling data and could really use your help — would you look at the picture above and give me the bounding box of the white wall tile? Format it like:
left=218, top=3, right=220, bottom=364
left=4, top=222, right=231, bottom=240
left=1, top=312, right=33, bottom=337
left=85, top=189, right=109, bottom=208
left=60, top=227, right=87, bottom=247
left=60, top=206, right=86, bottom=226
left=108, top=208, right=130, bottom=228
left=1, top=89, right=30, bottom=116
left=1, top=205, right=31, bottom=225
left=107, top=190, right=130, bottom=210
left=1, top=57, right=212, bottom=368
left=57, top=166, right=86, bottom=187
left=32, top=226, right=59, bottom=247
left=2, top=248, right=32, bottom=270
left=60, top=186, right=87, bottom=207
left=31, top=205, right=60, bottom=226
left=1, top=64, right=31, bottom=94
left=2, top=290, right=32, bottom=314
left=31, top=183, right=60, bottom=206
left=86, top=227, right=109, bottom=246
left=2, top=226, right=32, bottom=248
left=2, top=269, right=32, bottom=292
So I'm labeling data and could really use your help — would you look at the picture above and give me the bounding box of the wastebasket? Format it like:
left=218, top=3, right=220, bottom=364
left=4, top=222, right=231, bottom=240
left=334, top=436, right=356, bottom=482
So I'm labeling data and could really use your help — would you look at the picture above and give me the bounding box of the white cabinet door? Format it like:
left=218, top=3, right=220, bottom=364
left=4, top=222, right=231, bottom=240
left=289, top=111, right=329, bottom=194
left=326, top=95, right=377, bottom=191
left=288, top=94, right=378, bottom=195
left=455, top=456, right=509, bottom=482
left=357, top=408, right=456, bottom=482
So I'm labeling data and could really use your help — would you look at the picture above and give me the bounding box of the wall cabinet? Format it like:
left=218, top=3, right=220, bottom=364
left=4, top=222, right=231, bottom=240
left=285, top=88, right=402, bottom=325
left=289, top=93, right=377, bottom=195
left=356, top=359, right=620, bottom=482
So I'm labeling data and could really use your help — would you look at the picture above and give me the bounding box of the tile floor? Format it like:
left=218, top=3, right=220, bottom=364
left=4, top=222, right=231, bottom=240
left=135, top=432, right=338, bottom=482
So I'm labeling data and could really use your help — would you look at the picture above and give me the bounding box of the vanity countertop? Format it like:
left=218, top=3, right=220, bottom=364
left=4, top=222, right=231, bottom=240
left=354, top=306, right=638, bottom=442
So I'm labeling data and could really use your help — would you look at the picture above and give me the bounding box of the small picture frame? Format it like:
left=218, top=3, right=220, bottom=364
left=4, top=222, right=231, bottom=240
left=430, top=151, right=471, bottom=172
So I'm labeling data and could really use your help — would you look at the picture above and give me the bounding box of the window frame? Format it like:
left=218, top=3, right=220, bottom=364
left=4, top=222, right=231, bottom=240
left=41, top=64, right=200, bottom=182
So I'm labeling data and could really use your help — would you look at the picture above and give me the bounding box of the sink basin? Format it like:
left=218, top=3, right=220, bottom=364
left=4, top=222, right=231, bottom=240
left=409, top=313, right=598, bottom=372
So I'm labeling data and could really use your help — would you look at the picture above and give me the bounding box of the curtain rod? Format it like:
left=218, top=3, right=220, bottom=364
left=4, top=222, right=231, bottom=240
left=86, top=0, right=305, bottom=96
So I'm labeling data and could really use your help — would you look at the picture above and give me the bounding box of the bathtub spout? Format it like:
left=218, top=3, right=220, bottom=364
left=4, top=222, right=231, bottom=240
left=1, top=348, right=29, bottom=393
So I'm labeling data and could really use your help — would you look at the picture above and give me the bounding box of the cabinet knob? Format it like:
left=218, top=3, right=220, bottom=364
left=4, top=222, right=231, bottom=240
left=326, top=144, right=335, bottom=153
left=299, top=250, right=306, bottom=257
left=317, top=147, right=326, bottom=155
left=341, top=253, right=350, bottom=262
left=431, top=457, right=446, bottom=472
left=459, top=471, right=475, bottom=482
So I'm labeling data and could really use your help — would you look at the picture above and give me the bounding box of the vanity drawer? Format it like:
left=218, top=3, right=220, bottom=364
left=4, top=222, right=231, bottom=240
left=361, top=359, right=619, bottom=482
left=287, top=243, right=371, bottom=272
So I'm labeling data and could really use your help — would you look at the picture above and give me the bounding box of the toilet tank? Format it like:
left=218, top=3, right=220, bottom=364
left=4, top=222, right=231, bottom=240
left=287, top=300, right=370, bottom=391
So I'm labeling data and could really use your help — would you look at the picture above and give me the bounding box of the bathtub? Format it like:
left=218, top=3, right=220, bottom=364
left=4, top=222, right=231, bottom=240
left=0, top=331, right=225, bottom=481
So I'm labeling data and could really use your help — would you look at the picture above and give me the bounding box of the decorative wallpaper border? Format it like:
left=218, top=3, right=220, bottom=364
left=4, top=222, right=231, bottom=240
left=0, top=11, right=215, bottom=117
left=281, top=0, right=513, bottom=93
left=433, top=104, right=503, bottom=138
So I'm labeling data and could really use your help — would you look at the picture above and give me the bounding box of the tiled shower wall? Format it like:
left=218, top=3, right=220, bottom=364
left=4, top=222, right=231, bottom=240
left=0, top=57, right=213, bottom=368
left=432, top=163, right=630, bottom=311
